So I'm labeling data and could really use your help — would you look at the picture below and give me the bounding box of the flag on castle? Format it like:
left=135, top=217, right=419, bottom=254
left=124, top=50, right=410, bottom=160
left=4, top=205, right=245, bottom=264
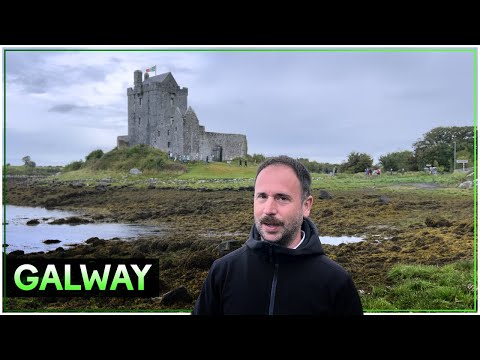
left=146, top=65, right=156, bottom=75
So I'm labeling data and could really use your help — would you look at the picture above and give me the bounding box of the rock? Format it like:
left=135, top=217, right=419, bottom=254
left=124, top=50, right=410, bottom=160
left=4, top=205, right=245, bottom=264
left=160, top=286, right=192, bottom=306
left=9, top=250, right=25, bottom=256
left=50, top=216, right=91, bottom=225
left=318, top=190, right=333, bottom=199
left=425, top=217, right=452, bottom=227
left=458, top=181, right=473, bottom=189
left=26, top=219, right=40, bottom=225
left=85, top=237, right=105, bottom=246
left=43, top=239, right=61, bottom=244
left=130, top=168, right=142, bottom=175
left=70, top=181, right=85, bottom=188
left=378, top=195, right=391, bottom=205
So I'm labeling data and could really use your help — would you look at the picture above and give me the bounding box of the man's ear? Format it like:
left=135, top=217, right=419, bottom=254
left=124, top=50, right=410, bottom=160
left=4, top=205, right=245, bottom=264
left=303, top=195, right=313, bottom=217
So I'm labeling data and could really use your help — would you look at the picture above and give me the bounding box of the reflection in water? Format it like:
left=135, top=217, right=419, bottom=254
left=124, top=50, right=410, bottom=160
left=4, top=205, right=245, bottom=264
left=4, top=205, right=166, bottom=254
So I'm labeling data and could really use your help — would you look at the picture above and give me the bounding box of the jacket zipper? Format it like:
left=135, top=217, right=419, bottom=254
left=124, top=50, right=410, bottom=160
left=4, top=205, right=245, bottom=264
left=268, top=263, right=279, bottom=315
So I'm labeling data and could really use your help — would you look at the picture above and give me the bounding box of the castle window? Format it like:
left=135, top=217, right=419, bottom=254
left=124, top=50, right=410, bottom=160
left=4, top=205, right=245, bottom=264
left=139, top=97, right=142, bottom=105
left=138, top=117, right=141, bottom=124
left=175, top=126, right=177, bottom=131
left=168, top=142, right=171, bottom=148
left=170, top=117, right=174, bottom=125
left=167, top=130, right=170, bottom=136
left=158, top=130, right=160, bottom=136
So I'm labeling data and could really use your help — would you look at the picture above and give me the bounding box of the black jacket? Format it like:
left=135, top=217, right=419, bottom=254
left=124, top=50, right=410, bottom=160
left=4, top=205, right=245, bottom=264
left=193, top=218, right=364, bottom=315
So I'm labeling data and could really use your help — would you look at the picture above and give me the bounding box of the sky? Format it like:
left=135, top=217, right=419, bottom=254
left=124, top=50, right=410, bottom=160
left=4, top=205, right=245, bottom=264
left=2, top=46, right=476, bottom=166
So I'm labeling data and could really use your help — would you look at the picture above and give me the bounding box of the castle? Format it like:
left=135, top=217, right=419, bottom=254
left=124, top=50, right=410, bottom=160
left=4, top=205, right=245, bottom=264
left=117, top=70, right=248, bottom=162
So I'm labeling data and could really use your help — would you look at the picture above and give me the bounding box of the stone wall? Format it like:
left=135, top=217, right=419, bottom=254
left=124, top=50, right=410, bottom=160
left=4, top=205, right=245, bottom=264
left=117, top=135, right=129, bottom=148
left=204, top=132, right=247, bottom=161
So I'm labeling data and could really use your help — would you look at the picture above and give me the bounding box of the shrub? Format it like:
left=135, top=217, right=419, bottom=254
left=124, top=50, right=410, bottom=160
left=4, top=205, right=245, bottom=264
left=86, top=149, right=104, bottom=162
left=64, top=160, right=84, bottom=172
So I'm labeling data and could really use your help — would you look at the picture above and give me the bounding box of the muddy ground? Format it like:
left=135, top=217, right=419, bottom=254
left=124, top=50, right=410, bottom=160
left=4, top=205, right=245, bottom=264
left=4, top=177, right=475, bottom=311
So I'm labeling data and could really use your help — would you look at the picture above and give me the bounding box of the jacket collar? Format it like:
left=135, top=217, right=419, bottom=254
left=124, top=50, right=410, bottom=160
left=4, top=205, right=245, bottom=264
left=246, top=218, right=325, bottom=260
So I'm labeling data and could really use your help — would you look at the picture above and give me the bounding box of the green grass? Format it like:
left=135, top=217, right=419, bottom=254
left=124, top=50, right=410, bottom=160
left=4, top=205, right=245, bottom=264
left=361, top=260, right=476, bottom=312
left=55, top=168, right=178, bottom=181
left=310, top=171, right=470, bottom=190
left=179, top=161, right=258, bottom=179
left=3, top=165, right=63, bottom=176
left=24, top=166, right=474, bottom=193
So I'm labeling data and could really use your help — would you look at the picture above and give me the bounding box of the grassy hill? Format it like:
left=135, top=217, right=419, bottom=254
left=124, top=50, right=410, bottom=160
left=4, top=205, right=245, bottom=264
left=40, top=145, right=259, bottom=183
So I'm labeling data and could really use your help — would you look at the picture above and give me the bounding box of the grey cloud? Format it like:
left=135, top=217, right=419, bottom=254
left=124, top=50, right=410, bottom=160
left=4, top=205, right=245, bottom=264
left=48, top=104, right=89, bottom=113
left=48, top=103, right=125, bottom=117
left=10, top=75, right=48, bottom=94
left=6, top=51, right=110, bottom=94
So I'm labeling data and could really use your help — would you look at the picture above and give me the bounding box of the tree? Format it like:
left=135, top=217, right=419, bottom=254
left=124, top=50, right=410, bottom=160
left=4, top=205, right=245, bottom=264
left=298, top=158, right=339, bottom=174
left=247, top=153, right=266, bottom=164
left=339, top=152, right=373, bottom=174
left=22, top=155, right=36, bottom=168
left=413, top=126, right=474, bottom=172
left=379, top=150, right=416, bottom=171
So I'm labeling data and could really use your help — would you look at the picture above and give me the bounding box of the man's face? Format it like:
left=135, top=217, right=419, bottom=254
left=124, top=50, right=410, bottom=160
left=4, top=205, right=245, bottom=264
left=254, top=164, right=313, bottom=248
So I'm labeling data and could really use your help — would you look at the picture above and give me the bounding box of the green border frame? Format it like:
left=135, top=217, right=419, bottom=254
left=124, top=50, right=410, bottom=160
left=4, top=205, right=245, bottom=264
left=2, top=46, right=478, bottom=314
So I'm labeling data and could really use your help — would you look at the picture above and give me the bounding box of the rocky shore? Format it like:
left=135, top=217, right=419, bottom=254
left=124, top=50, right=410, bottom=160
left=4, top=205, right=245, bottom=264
left=4, top=176, right=474, bottom=311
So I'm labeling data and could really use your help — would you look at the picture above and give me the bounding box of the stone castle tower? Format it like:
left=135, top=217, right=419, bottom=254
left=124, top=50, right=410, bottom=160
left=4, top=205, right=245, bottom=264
left=117, top=70, right=247, bottom=162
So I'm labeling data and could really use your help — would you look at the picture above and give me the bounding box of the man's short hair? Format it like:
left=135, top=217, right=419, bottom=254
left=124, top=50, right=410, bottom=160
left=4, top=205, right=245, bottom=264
left=255, top=155, right=311, bottom=200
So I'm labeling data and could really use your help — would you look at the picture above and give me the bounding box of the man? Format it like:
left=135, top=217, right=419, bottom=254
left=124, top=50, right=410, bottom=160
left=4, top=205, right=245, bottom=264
left=193, top=156, right=363, bottom=315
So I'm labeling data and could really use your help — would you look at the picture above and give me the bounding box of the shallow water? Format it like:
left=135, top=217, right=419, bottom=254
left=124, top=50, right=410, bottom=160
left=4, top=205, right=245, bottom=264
left=3, top=205, right=165, bottom=254
left=199, top=229, right=364, bottom=246
left=320, top=235, right=364, bottom=246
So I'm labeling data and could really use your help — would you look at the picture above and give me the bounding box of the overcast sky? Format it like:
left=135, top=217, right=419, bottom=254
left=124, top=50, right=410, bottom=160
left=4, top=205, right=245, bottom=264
left=3, top=47, right=476, bottom=166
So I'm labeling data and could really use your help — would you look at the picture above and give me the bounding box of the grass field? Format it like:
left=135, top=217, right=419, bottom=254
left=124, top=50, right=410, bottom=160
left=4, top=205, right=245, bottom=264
left=7, top=161, right=472, bottom=191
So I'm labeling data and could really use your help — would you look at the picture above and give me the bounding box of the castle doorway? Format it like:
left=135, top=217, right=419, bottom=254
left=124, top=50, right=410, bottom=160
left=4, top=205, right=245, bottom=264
left=212, top=145, right=223, bottom=162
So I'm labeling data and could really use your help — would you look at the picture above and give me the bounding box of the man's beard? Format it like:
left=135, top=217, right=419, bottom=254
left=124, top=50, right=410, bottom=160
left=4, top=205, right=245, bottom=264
left=255, top=214, right=304, bottom=248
